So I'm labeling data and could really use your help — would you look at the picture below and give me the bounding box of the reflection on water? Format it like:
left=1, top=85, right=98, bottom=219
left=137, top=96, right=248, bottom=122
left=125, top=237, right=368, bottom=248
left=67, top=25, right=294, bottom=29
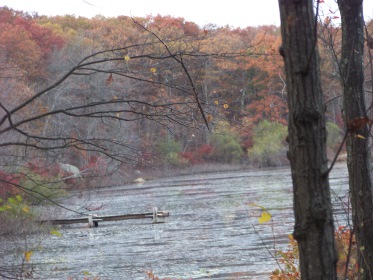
left=21, top=163, right=350, bottom=279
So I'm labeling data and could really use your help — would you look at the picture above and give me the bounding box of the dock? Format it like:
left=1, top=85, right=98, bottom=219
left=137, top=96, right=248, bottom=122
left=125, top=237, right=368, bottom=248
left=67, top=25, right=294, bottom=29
left=41, top=207, right=169, bottom=227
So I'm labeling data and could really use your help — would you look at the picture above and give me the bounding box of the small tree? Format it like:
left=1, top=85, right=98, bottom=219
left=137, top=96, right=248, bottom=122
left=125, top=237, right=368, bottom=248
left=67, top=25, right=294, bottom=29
left=325, top=121, right=341, bottom=152
left=210, top=121, right=243, bottom=163
left=248, top=120, right=287, bottom=166
left=155, top=138, right=186, bottom=166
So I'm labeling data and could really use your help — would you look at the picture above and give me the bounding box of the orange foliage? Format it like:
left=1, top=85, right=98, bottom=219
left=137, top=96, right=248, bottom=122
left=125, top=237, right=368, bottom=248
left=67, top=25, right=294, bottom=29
left=271, top=226, right=358, bottom=280
left=246, top=95, right=288, bottom=126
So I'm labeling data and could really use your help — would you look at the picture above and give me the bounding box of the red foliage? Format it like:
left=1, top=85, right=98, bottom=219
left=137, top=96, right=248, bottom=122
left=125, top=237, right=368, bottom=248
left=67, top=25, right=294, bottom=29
left=181, top=151, right=194, bottom=162
left=27, top=160, right=50, bottom=178
left=348, top=116, right=372, bottom=133
left=199, top=144, right=214, bottom=155
left=26, top=159, right=74, bottom=183
left=0, top=170, right=21, bottom=200
left=183, top=21, right=200, bottom=36
left=182, top=144, right=214, bottom=164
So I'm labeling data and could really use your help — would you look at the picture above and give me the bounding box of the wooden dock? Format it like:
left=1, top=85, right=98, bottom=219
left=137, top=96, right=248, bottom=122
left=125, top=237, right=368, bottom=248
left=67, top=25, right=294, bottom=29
left=41, top=207, right=169, bottom=227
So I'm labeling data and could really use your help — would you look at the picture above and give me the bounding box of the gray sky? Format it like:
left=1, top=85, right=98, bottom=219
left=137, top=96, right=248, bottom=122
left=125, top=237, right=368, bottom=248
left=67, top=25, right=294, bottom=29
left=1, top=0, right=373, bottom=28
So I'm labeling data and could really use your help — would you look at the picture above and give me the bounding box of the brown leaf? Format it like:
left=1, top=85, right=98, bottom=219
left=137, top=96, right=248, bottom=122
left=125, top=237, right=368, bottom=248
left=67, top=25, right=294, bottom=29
left=106, top=73, right=113, bottom=85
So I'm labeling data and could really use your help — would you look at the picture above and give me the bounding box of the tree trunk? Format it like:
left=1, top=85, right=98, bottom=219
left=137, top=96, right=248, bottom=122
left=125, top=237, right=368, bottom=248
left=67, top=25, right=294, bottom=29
left=338, top=0, right=373, bottom=277
left=278, top=0, right=337, bottom=278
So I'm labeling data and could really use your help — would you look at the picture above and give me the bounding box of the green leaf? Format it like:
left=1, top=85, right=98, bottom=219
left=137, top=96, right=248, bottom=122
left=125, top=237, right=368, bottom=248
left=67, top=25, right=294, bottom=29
left=7, top=197, right=16, bottom=204
left=50, top=229, right=62, bottom=237
left=15, top=195, right=23, bottom=202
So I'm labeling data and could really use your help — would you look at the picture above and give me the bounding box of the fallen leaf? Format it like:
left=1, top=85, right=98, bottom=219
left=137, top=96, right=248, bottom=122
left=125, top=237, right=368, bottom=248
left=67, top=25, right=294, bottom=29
left=24, top=251, right=33, bottom=262
left=258, top=211, right=271, bottom=224
left=106, top=73, right=113, bottom=85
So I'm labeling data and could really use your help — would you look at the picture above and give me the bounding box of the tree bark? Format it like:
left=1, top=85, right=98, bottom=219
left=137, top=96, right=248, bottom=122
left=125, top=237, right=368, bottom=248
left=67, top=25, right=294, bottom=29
left=338, top=0, right=373, bottom=278
left=278, top=0, right=337, bottom=278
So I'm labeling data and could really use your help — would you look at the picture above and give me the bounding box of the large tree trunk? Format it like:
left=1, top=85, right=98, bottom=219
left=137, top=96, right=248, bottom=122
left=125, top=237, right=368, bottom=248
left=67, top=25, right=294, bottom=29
left=338, top=0, right=373, bottom=277
left=278, top=0, right=337, bottom=278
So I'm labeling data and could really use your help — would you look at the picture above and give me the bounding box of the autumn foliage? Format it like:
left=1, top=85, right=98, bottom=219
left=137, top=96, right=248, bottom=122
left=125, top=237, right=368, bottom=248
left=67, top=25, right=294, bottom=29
left=271, top=226, right=358, bottom=280
left=1, top=5, right=370, bottom=192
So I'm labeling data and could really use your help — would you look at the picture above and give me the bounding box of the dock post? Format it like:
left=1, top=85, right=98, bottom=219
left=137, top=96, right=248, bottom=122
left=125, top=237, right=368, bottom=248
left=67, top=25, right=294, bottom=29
left=88, top=215, right=94, bottom=228
left=153, top=207, right=158, bottom=223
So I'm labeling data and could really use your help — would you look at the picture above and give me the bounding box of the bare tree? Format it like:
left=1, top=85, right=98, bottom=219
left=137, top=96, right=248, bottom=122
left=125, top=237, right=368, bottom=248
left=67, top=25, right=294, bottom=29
left=278, top=0, right=337, bottom=278
left=338, top=0, right=373, bottom=278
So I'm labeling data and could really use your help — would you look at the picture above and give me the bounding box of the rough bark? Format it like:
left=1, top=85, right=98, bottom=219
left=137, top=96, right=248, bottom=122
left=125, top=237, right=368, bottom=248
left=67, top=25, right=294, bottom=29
left=278, top=0, right=337, bottom=278
left=338, top=0, right=373, bottom=278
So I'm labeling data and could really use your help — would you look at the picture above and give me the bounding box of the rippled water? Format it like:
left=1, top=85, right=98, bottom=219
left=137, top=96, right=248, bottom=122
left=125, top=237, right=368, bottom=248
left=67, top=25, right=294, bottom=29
left=16, top=163, right=350, bottom=279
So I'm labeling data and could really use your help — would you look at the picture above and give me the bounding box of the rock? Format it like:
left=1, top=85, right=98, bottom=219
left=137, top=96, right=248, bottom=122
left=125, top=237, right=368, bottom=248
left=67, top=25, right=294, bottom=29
left=133, top=177, right=145, bottom=183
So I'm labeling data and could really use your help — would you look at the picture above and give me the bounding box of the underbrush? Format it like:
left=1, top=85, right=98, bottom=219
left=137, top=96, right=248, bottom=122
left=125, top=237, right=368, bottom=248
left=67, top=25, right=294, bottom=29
left=270, top=226, right=357, bottom=279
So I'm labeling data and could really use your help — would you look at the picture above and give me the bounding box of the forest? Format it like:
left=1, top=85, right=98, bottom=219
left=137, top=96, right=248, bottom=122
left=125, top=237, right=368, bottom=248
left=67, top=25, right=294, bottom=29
left=0, top=7, right=294, bottom=193
left=1, top=2, right=373, bottom=279
left=0, top=6, right=359, bottom=181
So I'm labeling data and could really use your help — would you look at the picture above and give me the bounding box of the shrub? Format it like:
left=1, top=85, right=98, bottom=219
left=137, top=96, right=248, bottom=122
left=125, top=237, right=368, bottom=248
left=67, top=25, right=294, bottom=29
left=248, top=120, right=287, bottom=166
left=155, top=138, right=186, bottom=166
left=210, top=121, right=243, bottom=163
left=182, top=144, right=214, bottom=164
left=210, top=133, right=243, bottom=163
left=20, top=170, right=66, bottom=205
left=156, top=138, right=182, bottom=155
left=326, top=121, right=341, bottom=151
left=0, top=195, right=35, bottom=235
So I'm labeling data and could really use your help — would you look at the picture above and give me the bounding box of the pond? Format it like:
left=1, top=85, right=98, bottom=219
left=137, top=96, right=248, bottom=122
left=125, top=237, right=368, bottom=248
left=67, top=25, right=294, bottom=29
left=14, top=163, right=350, bottom=279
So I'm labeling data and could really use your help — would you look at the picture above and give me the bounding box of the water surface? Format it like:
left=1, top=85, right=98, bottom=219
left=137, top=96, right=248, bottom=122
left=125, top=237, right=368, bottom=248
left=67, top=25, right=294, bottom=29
left=27, top=163, right=349, bottom=279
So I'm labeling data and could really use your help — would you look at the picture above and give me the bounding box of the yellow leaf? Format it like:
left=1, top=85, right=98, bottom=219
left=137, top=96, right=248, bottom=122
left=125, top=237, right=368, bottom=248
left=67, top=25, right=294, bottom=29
left=50, top=229, right=62, bottom=237
left=258, top=211, right=271, bottom=224
left=355, top=134, right=366, bottom=139
left=214, top=100, right=219, bottom=105
left=150, top=67, right=157, bottom=73
left=207, top=114, right=213, bottom=122
left=223, top=104, right=229, bottom=109
left=83, top=271, right=92, bottom=276
left=124, top=55, right=130, bottom=61
left=22, top=206, right=29, bottom=213
left=24, top=251, right=32, bottom=262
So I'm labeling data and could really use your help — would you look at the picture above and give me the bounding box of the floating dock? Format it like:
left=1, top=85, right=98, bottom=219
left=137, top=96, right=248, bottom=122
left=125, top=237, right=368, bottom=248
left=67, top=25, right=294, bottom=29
left=41, top=207, right=169, bottom=227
